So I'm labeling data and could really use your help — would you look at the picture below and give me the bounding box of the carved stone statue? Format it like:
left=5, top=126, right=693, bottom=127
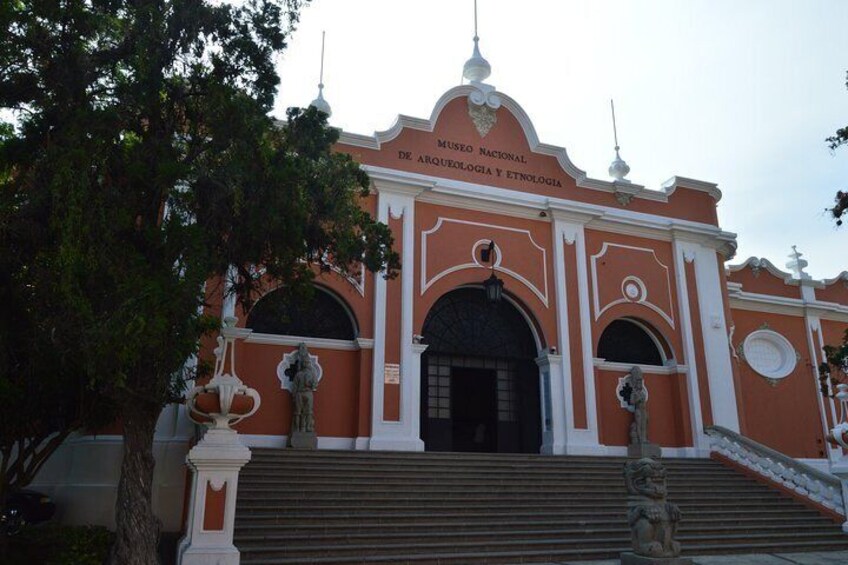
left=289, top=343, right=319, bottom=449
left=621, top=458, right=691, bottom=565
left=627, top=366, right=661, bottom=459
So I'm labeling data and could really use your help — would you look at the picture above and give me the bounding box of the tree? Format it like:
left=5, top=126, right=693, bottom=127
left=0, top=2, right=399, bottom=564
left=0, top=121, right=112, bottom=552
left=826, top=71, right=848, bottom=225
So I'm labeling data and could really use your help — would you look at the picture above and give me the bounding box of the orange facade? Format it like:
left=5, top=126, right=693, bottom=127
left=210, top=85, right=848, bottom=461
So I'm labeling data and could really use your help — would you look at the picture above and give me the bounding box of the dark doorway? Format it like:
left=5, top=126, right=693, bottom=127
left=451, top=368, right=497, bottom=452
left=420, top=288, right=542, bottom=454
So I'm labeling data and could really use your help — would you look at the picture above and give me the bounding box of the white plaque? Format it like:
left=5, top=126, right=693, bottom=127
left=384, top=363, right=400, bottom=384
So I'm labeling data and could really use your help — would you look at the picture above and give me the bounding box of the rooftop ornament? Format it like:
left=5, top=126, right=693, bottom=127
left=785, top=245, right=812, bottom=280
left=608, top=99, right=631, bottom=183
left=309, top=31, right=332, bottom=117
left=463, top=0, right=501, bottom=137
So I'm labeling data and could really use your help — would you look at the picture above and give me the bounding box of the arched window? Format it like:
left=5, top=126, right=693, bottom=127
left=422, top=288, right=538, bottom=359
left=246, top=286, right=357, bottom=340
left=597, top=318, right=668, bottom=366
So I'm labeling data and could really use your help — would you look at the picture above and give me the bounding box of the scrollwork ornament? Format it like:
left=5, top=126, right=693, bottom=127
left=468, top=101, right=498, bottom=138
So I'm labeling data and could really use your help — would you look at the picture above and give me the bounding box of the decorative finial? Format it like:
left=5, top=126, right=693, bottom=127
left=462, top=0, right=491, bottom=83
left=608, top=99, right=630, bottom=182
left=309, top=31, right=332, bottom=117
left=786, top=245, right=811, bottom=280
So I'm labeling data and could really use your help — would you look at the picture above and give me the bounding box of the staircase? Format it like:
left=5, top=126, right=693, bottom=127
left=234, top=450, right=848, bottom=564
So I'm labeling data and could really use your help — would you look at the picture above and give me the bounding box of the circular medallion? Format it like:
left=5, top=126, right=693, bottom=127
left=621, top=276, right=647, bottom=302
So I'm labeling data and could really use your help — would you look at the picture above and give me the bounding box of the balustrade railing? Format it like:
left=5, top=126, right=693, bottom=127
left=705, top=425, right=845, bottom=517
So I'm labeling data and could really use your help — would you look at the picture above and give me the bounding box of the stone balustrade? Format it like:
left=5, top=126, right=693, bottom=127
left=705, top=425, right=845, bottom=517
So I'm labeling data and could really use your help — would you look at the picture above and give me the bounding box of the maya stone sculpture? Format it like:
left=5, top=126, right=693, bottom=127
left=289, top=343, right=319, bottom=449
left=628, top=366, right=661, bottom=458
left=622, top=458, right=691, bottom=565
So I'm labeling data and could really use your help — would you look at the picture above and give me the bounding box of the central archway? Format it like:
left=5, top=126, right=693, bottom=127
left=420, top=288, right=542, bottom=453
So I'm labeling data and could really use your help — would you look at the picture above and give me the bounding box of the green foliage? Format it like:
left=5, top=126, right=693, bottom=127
left=0, top=0, right=399, bottom=416
left=826, top=71, right=848, bottom=225
left=7, top=524, right=114, bottom=565
left=0, top=0, right=400, bottom=561
left=819, top=329, right=848, bottom=398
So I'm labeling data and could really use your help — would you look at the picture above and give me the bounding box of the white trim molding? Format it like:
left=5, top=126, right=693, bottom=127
left=593, top=359, right=688, bottom=375
left=245, top=333, right=373, bottom=351
left=240, top=435, right=357, bottom=450
left=420, top=217, right=549, bottom=306
left=590, top=242, right=675, bottom=328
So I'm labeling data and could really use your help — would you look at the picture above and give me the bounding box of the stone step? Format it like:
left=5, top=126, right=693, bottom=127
left=234, top=521, right=840, bottom=546
left=234, top=514, right=836, bottom=536
left=238, top=531, right=848, bottom=561
left=239, top=480, right=776, bottom=497
left=240, top=470, right=744, bottom=483
left=236, top=496, right=806, bottom=512
left=239, top=540, right=848, bottom=565
left=234, top=506, right=824, bottom=525
left=234, top=450, right=847, bottom=564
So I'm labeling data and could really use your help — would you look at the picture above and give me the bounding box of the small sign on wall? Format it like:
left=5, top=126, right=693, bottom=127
left=384, top=363, right=400, bottom=385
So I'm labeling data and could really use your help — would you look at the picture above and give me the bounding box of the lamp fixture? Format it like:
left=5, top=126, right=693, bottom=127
left=481, top=240, right=503, bottom=304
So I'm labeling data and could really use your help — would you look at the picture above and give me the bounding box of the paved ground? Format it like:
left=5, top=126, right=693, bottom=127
left=541, top=551, right=848, bottom=565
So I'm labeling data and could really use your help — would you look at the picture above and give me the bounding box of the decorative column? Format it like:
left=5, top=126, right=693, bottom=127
left=177, top=318, right=260, bottom=565
left=368, top=177, right=430, bottom=451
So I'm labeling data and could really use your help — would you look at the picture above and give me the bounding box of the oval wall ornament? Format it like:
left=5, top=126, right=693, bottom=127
left=742, top=330, right=797, bottom=383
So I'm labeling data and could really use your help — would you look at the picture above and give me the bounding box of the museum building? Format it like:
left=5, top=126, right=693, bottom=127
left=31, top=35, right=848, bottom=537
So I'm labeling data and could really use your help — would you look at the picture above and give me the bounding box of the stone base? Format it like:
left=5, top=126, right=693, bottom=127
left=179, top=545, right=240, bottom=565
left=620, top=552, right=692, bottom=565
left=628, top=442, right=662, bottom=459
left=289, top=431, right=317, bottom=449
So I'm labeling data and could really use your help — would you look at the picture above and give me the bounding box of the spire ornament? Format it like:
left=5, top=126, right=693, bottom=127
left=608, top=99, right=631, bottom=182
left=463, top=0, right=500, bottom=137
left=786, top=245, right=812, bottom=280
left=309, top=31, right=331, bottom=117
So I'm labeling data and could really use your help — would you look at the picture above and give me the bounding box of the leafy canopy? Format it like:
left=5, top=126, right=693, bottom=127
left=0, top=1, right=399, bottom=559
left=0, top=0, right=398, bottom=409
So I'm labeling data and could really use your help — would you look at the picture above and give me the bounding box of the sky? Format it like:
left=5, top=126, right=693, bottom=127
left=272, top=0, right=848, bottom=279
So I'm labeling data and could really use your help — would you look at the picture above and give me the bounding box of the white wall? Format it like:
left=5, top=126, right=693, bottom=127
left=29, top=402, right=195, bottom=532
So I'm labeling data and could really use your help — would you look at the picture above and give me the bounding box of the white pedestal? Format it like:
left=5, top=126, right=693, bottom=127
left=177, top=428, right=251, bottom=565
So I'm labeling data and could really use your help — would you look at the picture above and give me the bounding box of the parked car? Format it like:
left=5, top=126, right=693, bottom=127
left=1, top=489, right=56, bottom=535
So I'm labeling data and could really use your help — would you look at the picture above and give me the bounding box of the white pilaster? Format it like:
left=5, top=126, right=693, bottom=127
left=806, top=314, right=840, bottom=461
left=572, top=223, right=601, bottom=446
left=369, top=181, right=429, bottom=451
left=682, top=241, right=740, bottom=432
left=536, top=353, right=565, bottom=454
left=672, top=239, right=708, bottom=453
left=550, top=212, right=601, bottom=453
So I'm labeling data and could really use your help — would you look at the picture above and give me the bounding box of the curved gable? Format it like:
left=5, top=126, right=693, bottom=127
left=726, top=257, right=800, bottom=299
left=337, top=86, right=721, bottom=225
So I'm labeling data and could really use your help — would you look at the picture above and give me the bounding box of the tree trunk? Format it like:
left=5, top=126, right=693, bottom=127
left=108, top=399, right=163, bottom=565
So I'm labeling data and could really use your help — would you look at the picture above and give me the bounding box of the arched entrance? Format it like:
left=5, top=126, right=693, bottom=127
left=420, top=288, right=542, bottom=453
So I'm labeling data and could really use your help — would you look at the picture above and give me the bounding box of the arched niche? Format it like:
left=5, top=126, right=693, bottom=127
left=246, top=285, right=358, bottom=340
left=597, top=318, right=673, bottom=366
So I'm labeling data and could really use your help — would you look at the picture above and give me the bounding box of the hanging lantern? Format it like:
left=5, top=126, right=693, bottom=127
left=483, top=271, right=504, bottom=304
